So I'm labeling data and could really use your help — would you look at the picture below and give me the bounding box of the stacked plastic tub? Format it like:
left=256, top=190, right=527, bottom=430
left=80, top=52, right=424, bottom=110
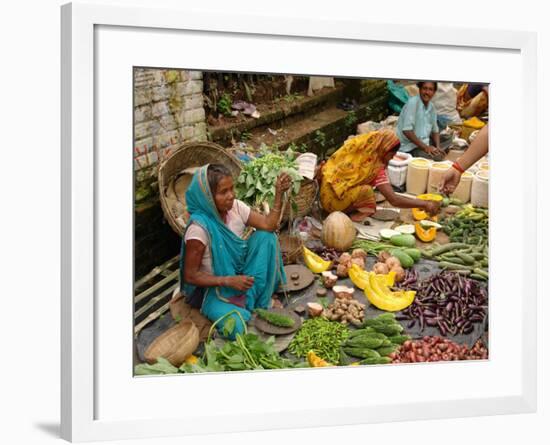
left=470, top=157, right=489, bottom=207
left=406, top=158, right=431, bottom=195
left=387, top=152, right=413, bottom=188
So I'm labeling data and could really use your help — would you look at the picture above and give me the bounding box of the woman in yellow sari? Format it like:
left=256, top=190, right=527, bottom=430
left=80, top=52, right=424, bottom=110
left=319, top=129, right=441, bottom=222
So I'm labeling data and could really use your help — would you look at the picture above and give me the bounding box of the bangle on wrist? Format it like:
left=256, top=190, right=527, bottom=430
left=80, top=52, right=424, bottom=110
left=452, top=161, right=465, bottom=174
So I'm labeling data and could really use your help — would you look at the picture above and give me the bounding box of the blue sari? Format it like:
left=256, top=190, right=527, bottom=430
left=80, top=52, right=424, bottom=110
left=179, top=165, right=286, bottom=338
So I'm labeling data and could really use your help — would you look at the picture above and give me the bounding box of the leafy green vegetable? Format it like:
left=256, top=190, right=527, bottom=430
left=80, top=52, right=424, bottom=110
left=181, top=333, right=303, bottom=373
left=235, top=146, right=303, bottom=208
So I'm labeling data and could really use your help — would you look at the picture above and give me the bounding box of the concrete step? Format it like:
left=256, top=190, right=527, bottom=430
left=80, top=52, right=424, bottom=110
left=209, top=84, right=346, bottom=146
left=244, top=95, right=389, bottom=158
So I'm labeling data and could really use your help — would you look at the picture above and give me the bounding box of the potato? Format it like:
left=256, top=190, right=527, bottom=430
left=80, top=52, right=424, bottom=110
left=351, top=256, right=366, bottom=269
left=391, top=265, right=406, bottom=282
left=336, top=263, right=349, bottom=278
left=351, top=248, right=367, bottom=260
left=378, top=251, right=391, bottom=263
left=385, top=256, right=401, bottom=270
left=338, top=252, right=352, bottom=264
left=372, top=262, right=389, bottom=275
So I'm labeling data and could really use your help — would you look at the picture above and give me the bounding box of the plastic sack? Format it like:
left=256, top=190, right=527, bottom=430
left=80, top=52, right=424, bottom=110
left=387, top=80, right=410, bottom=114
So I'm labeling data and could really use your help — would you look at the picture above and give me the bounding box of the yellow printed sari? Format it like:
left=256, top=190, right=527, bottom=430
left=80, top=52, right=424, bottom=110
left=320, top=129, right=400, bottom=216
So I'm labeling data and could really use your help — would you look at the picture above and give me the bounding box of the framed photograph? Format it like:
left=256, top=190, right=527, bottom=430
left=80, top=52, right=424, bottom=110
left=61, top=1, right=537, bottom=442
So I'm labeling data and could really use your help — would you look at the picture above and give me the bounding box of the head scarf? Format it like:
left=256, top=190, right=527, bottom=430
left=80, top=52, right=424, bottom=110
left=322, top=129, right=399, bottom=199
left=179, top=165, right=246, bottom=299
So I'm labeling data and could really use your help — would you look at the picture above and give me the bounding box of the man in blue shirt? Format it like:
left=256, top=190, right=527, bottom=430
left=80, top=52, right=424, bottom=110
left=396, top=81, right=445, bottom=161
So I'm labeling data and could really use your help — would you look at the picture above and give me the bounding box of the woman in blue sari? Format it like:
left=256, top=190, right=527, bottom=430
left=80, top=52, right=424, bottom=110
left=179, top=164, right=290, bottom=339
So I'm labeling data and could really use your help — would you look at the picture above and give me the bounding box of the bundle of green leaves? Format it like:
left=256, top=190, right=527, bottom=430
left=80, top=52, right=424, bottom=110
left=235, top=146, right=303, bottom=209
left=181, top=333, right=306, bottom=373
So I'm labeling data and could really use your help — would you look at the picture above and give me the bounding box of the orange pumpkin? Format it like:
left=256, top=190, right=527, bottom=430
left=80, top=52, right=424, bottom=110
left=415, top=222, right=437, bottom=242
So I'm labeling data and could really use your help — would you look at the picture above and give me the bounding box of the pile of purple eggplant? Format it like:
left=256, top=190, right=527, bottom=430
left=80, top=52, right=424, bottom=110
left=396, top=270, right=488, bottom=336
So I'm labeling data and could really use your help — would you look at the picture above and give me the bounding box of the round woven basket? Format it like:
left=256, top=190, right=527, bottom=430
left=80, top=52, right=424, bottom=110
left=279, top=233, right=303, bottom=265
left=158, top=141, right=242, bottom=236
left=144, top=320, right=200, bottom=367
left=281, top=178, right=317, bottom=223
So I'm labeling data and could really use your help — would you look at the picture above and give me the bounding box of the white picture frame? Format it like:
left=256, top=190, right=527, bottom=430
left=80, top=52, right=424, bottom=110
left=61, top=2, right=538, bottom=442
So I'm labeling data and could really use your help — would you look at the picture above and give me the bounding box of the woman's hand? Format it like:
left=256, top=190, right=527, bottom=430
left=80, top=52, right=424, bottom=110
left=314, top=160, right=326, bottom=182
left=440, top=168, right=462, bottom=194
left=224, top=275, right=255, bottom=291
left=423, top=199, right=441, bottom=216
left=275, top=172, right=292, bottom=194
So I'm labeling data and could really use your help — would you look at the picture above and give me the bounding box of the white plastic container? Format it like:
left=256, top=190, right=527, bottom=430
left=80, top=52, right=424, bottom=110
left=389, top=152, right=413, bottom=168
left=471, top=170, right=489, bottom=208
left=477, top=161, right=489, bottom=172
left=451, top=171, right=474, bottom=203
left=406, top=158, right=431, bottom=195
left=387, top=165, right=408, bottom=187
left=387, top=152, right=413, bottom=188
left=427, top=161, right=452, bottom=194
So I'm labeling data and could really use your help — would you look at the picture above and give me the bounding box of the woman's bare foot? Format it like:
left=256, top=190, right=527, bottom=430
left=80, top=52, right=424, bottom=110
left=350, top=212, right=368, bottom=223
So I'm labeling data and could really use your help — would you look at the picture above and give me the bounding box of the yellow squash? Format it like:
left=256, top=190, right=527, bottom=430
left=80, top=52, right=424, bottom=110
left=364, top=272, right=415, bottom=312
left=412, top=193, right=443, bottom=221
left=307, top=351, right=331, bottom=367
left=302, top=246, right=332, bottom=274
left=349, top=264, right=395, bottom=290
left=415, top=222, right=437, bottom=242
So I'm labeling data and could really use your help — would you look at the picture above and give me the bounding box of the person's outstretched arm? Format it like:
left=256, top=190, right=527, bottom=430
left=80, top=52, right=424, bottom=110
left=440, top=125, right=489, bottom=194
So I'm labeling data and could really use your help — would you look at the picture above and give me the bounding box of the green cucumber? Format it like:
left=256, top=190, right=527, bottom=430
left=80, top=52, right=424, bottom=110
left=389, top=249, right=415, bottom=269
left=438, top=261, right=474, bottom=271
left=403, top=248, right=422, bottom=263
left=394, top=224, right=415, bottom=235
left=360, top=356, right=392, bottom=365
left=389, top=335, right=411, bottom=345
left=376, top=344, right=399, bottom=356
left=390, top=234, right=416, bottom=248
left=372, top=323, right=403, bottom=336
left=343, top=347, right=381, bottom=359
left=255, top=309, right=295, bottom=328
left=346, top=337, right=385, bottom=349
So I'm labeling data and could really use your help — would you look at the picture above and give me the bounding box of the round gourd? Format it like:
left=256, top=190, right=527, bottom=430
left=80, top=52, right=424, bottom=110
left=321, top=211, right=357, bottom=251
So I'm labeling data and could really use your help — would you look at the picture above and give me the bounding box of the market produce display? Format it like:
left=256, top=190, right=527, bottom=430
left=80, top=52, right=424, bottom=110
left=395, top=271, right=488, bottom=336
left=138, top=110, right=492, bottom=376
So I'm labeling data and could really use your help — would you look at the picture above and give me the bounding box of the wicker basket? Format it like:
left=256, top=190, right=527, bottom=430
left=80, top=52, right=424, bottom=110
left=281, top=178, right=318, bottom=223
left=144, top=320, right=200, bottom=367
left=279, top=233, right=303, bottom=265
left=158, top=142, right=242, bottom=236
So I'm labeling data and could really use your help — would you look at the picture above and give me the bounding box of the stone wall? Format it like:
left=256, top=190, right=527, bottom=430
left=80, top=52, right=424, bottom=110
left=133, top=68, right=207, bottom=173
left=134, top=68, right=207, bottom=278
